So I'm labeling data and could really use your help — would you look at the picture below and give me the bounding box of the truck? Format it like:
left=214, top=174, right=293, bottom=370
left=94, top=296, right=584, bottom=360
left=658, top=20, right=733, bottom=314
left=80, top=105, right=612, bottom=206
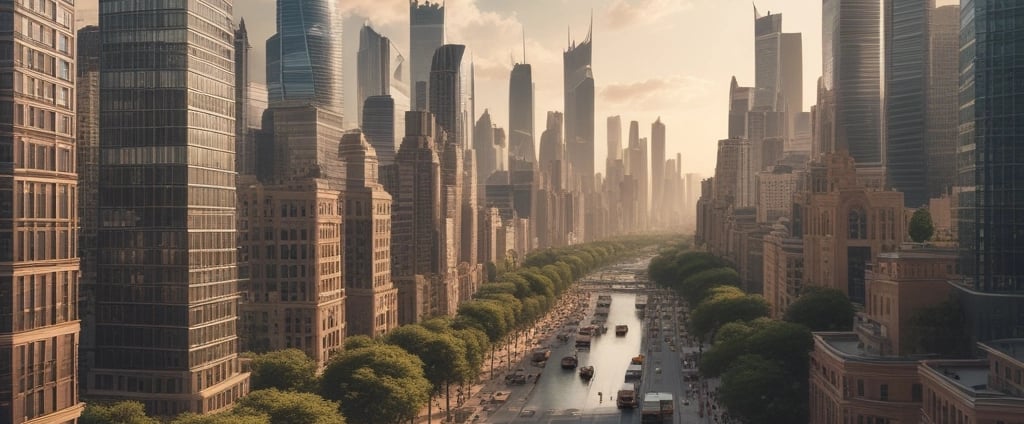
left=616, top=383, right=638, bottom=409
left=530, top=348, right=550, bottom=363
left=624, top=364, right=643, bottom=382
left=640, top=392, right=674, bottom=423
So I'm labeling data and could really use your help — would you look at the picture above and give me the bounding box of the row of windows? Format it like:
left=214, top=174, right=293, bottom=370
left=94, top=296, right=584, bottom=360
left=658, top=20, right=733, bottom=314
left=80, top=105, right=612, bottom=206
left=14, top=180, right=75, bottom=219
left=10, top=227, right=77, bottom=263
left=6, top=102, right=74, bottom=135
left=0, top=271, right=76, bottom=332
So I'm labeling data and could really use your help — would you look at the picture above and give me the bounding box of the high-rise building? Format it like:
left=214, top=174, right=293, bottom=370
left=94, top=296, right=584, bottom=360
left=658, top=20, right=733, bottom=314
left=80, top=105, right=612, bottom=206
left=266, top=0, right=343, bottom=113
left=509, top=63, right=535, bottom=163
left=410, top=1, right=445, bottom=110
left=728, top=77, right=754, bottom=139
left=341, top=131, right=398, bottom=338
left=0, top=2, right=83, bottom=422
left=235, top=20, right=253, bottom=175
left=91, top=0, right=249, bottom=414
left=564, top=23, right=595, bottom=191
left=474, top=110, right=498, bottom=189
left=76, top=25, right=101, bottom=391
left=626, top=121, right=649, bottom=229
left=357, top=25, right=391, bottom=125
left=885, top=0, right=931, bottom=207
left=363, top=95, right=397, bottom=166
left=955, top=0, right=1024, bottom=342
left=926, top=5, right=960, bottom=198
left=820, top=0, right=882, bottom=167
left=754, top=9, right=803, bottom=127
left=429, top=45, right=467, bottom=148
left=392, top=111, right=443, bottom=324
left=607, top=116, right=623, bottom=166
left=651, top=118, right=666, bottom=226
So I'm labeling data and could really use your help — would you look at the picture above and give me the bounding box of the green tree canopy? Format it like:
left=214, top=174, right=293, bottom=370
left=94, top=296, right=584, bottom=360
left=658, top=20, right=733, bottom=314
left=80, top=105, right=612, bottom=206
left=719, top=355, right=806, bottom=424
left=689, top=287, right=769, bottom=338
left=249, top=348, right=319, bottom=393
left=81, top=401, right=160, bottom=424
left=680, top=267, right=742, bottom=305
left=700, top=320, right=813, bottom=378
left=909, top=208, right=935, bottom=242
left=320, top=344, right=431, bottom=424
left=233, top=389, right=344, bottom=424
left=343, top=335, right=377, bottom=351
left=783, top=287, right=856, bottom=331
left=171, top=412, right=269, bottom=424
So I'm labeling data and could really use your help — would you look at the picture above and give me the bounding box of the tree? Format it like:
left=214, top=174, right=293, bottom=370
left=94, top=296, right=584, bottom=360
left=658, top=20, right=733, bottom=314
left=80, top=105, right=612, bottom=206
left=249, top=349, right=319, bottom=392
left=454, top=300, right=511, bottom=342
left=172, top=412, right=269, bottom=424
left=904, top=300, right=972, bottom=356
left=343, top=335, right=377, bottom=351
left=909, top=208, right=935, bottom=242
left=700, top=320, right=813, bottom=378
left=81, top=401, right=160, bottom=424
left=234, top=389, right=345, bottom=424
left=689, top=287, right=769, bottom=338
left=719, top=355, right=806, bottom=424
left=783, top=288, right=856, bottom=331
left=680, top=267, right=741, bottom=305
left=320, top=344, right=431, bottom=424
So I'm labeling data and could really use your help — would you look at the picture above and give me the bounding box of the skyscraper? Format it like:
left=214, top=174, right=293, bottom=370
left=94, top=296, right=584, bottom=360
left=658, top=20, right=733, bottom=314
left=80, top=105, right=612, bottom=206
left=266, top=0, right=343, bottom=113
left=92, top=0, right=250, bottom=413
left=885, top=0, right=931, bottom=207
left=392, top=111, right=443, bottom=324
left=651, top=118, right=666, bottom=226
left=955, top=0, right=1024, bottom=342
left=235, top=20, right=253, bottom=174
left=77, top=25, right=102, bottom=393
left=820, top=0, right=882, bottom=167
left=410, top=1, right=445, bottom=111
left=926, top=5, right=960, bottom=198
left=754, top=9, right=803, bottom=123
left=341, top=131, right=399, bottom=337
left=607, top=116, right=623, bottom=166
left=0, top=2, right=83, bottom=422
left=509, top=63, right=536, bottom=163
left=363, top=95, right=397, bottom=165
left=564, top=22, right=595, bottom=191
left=474, top=110, right=499, bottom=188
left=357, top=25, right=391, bottom=125
left=429, top=44, right=467, bottom=148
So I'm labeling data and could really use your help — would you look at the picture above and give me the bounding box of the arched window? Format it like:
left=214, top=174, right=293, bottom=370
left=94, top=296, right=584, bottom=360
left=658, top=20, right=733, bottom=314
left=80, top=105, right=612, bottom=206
left=848, top=208, right=867, bottom=239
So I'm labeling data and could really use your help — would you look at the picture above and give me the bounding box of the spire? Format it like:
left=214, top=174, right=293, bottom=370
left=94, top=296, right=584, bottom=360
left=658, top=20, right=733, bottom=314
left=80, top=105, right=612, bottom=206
left=584, top=9, right=593, bottom=44
left=238, top=18, right=247, bottom=33
left=753, top=2, right=761, bottom=19
left=522, top=25, right=527, bottom=63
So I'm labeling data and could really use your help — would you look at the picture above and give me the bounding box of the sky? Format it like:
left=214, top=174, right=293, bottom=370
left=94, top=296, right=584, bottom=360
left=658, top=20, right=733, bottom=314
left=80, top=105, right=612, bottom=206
left=75, top=0, right=958, bottom=178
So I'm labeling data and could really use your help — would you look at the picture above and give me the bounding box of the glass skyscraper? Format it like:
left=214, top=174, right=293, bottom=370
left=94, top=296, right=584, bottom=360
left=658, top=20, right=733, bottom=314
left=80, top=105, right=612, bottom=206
left=564, top=24, right=595, bottom=191
left=821, top=0, right=881, bottom=167
left=92, top=0, right=250, bottom=414
left=884, top=0, right=930, bottom=207
left=509, top=63, right=535, bottom=164
left=955, top=0, right=1024, bottom=342
left=266, top=0, right=343, bottom=113
left=410, top=1, right=445, bottom=111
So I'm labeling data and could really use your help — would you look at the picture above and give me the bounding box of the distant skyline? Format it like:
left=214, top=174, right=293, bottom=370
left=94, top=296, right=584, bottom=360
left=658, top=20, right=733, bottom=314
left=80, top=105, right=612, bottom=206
left=75, top=0, right=957, bottom=178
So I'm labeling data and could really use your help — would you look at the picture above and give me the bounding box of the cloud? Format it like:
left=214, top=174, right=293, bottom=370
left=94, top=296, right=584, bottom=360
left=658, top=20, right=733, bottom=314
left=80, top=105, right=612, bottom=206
left=600, top=75, right=713, bottom=110
left=604, top=0, right=693, bottom=30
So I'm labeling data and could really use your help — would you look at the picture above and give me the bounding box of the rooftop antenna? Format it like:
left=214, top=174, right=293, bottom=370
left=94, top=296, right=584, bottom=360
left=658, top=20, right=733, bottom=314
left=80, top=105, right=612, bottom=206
left=522, top=25, right=527, bottom=63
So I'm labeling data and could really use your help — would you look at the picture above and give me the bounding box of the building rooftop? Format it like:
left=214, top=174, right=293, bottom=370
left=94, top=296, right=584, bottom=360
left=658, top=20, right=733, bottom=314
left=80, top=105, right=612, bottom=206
left=927, top=363, right=990, bottom=392
left=981, top=339, right=1024, bottom=363
left=816, top=332, right=924, bottom=362
left=876, top=247, right=957, bottom=260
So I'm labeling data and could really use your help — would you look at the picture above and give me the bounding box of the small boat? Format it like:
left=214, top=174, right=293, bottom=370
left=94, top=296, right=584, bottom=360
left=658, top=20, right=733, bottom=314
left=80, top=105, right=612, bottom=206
left=579, top=366, right=594, bottom=380
left=561, top=356, right=578, bottom=369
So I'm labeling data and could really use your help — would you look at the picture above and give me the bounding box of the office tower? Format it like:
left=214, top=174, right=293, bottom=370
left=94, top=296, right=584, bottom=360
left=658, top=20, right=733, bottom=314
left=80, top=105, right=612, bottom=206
left=363, top=95, right=397, bottom=166
left=509, top=63, right=536, bottom=163
left=474, top=110, right=498, bottom=188
left=265, top=106, right=346, bottom=182
left=235, top=20, right=253, bottom=174
left=92, top=0, right=249, bottom=413
left=714, top=139, right=753, bottom=208
left=0, top=2, right=81, bottom=423
left=266, top=0, right=343, bottom=113
left=955, top=0, right=1024, bottom=342
left=728, top=77, right=754, bottom=139
left=410, top=0, right=445, bottom=110
left=341, top=131, right=398, bottom=338
left=429, top=44, right=467, bottom=148
left=926, top=5, right=959, bottom=198
left=392, top=111, right=443, bottom=324
left=539, top=112, right=566, bottom=188
left=75, top=25, right=101, bottom=392
left=358, top=25, right=390, bottom=125
left=820, top=0, right=882, bottom=167
left=607, top=116, right=623, bottom=166
left=625, top=122, right=649, bottom=229
left=885, top=0, right=931, bottom=207
left=564, top=23, right=595, bottom=190
left=754, top=9, right=803, bottom=132
left=651, top=118, right=666, bottom=226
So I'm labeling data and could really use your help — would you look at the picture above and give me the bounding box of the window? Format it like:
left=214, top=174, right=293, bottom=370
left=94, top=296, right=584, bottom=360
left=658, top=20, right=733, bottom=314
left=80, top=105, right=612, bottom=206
left=912, top=384, right=922, bottom=402
left=880, top=384, right=889, bottom=401
left=857, top=379, right=864, bottom=396
left=849, top=208, right=867, bottom=239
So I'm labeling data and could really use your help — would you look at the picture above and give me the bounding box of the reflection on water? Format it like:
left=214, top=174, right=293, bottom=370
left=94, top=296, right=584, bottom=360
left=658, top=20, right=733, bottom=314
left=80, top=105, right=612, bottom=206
left=524, top=291, right=644, bottom=415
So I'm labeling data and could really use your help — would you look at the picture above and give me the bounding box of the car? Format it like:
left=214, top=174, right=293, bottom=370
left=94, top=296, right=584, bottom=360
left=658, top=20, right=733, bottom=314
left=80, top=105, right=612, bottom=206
left=655, top=367, right=662, bottom=374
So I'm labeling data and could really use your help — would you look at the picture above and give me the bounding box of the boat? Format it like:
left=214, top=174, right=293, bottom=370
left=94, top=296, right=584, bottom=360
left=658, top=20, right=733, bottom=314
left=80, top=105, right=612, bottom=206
left=615, top=325, right=628, bottom=336
left=561, top=356, right=578, bottom=369
left=579, top=366, right=594, bottom=380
